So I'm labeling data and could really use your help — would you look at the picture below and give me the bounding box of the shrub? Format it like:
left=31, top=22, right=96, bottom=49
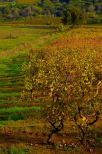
left=57, top=24, right=65, bottom=32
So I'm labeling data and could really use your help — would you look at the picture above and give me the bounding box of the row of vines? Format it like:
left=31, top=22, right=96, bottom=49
left=22, top=28, right=102, bottom=152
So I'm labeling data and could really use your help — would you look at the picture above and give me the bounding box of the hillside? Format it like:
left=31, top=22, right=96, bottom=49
left=0, top=0, right=101, bottom=153
left=0, top=25, right=102, bottom=153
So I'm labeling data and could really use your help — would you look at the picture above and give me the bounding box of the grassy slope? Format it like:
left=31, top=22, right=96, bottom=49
left=0, top=24, right=65, bottom=121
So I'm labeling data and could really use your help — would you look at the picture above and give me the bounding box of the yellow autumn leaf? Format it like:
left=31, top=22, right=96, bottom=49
left=82, top=116, right=86, bottom=121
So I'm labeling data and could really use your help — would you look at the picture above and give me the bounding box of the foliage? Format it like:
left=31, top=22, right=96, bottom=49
left=24, top=27, right=102, bottom=147
left=62, top=6, right=87, bottom=26
left=24, top=48, right=70, bottom=143
left=0, top=0, right=101, bottom=21
left=67, top=59, right=102, bottom=145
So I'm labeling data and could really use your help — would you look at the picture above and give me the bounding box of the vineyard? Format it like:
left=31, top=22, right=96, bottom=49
left=0, top=0, right=101, bottom=153
left=0, top=24, right=102, bottom=153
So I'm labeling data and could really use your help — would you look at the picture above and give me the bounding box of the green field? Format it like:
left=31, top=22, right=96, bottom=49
left=0, top=25, right=58, bottom=121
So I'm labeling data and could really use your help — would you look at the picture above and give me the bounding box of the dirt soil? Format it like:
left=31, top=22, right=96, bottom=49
left=0, top=125, right=102, bottom=154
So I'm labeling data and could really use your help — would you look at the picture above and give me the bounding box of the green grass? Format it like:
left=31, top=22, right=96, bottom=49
left=0, top=106, right=41, bottom=113
left=0, top=25, right=56, bottom=52
left=0, top=106, right=41, bottom=121
left=0, top=25, right=58, bottom=105
left=0, top=23, right=67, bottom=123
left=0, top=54, right=25, bottom=103
left=0, top=146, right=31, bottom=154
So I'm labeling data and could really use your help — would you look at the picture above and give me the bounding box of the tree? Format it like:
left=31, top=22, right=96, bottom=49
left=69, top=0, right=86, bottom=8
left=24, top=44, right=102, bottom=147
left=20, top=6, right=32, bottom=17
left=94, top=2, right=102, bottom=13
left=41, top=0, right=54, bottom=15
left=46, top=101, right=67, bottom=144
left=2, top=5, right=20, bottom=19
left=23, top=48, right=69, bottom=144
left=51, top=0, right=62, bottom=16
left=62, top=6, right=87, bottom=27
left=66, top=61, right=102, bottom=145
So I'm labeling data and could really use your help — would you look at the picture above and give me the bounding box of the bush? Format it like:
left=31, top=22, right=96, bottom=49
left=57, top=24, right=65, bottom=32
